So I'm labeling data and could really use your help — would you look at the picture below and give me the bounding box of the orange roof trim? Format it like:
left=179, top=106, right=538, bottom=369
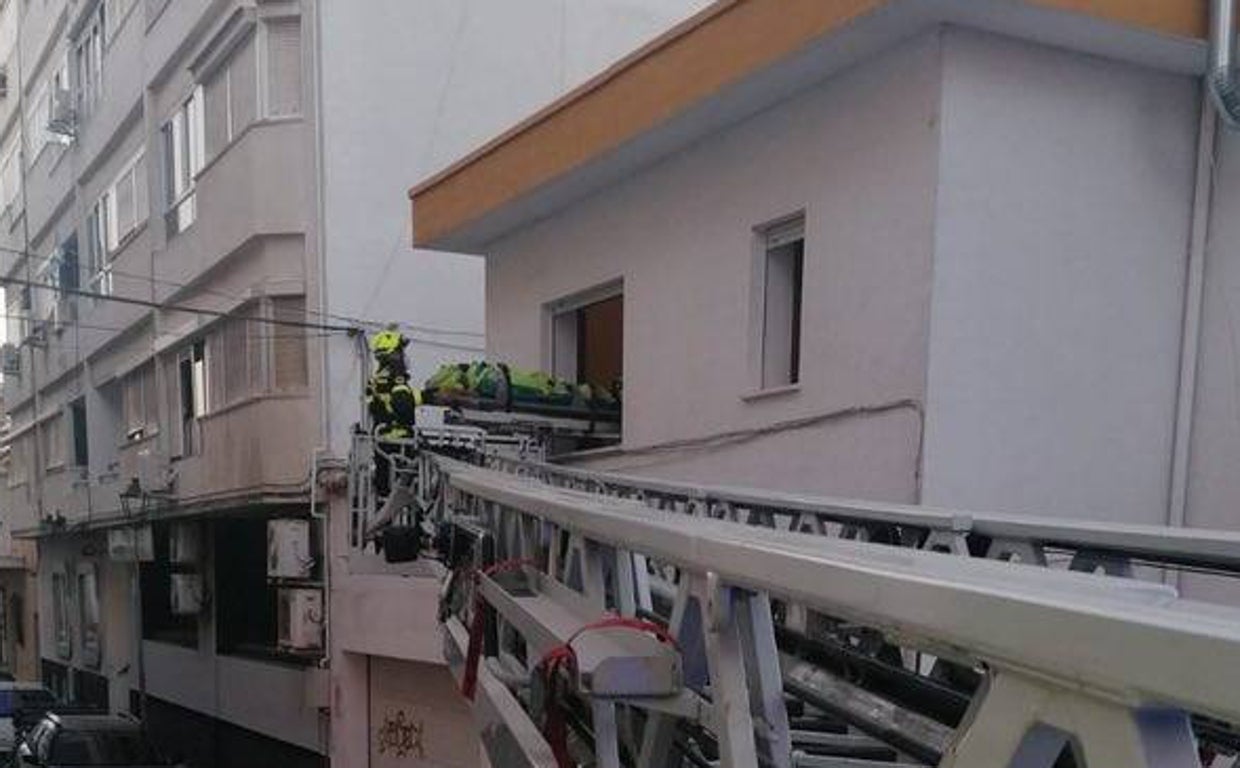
left=410, top=0, right=1207, bottom=248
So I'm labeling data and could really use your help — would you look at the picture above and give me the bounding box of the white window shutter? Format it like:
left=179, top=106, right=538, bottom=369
left=265, top=19, right=302, bottom=117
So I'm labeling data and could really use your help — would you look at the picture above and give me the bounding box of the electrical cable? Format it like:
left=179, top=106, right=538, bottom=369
left=0, top=243, right=485, bottom=338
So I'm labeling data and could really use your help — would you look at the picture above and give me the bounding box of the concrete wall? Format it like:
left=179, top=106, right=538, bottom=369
left=922, top=30, right=1199, bottom=523
left=485, top=33, right=944, bottom=500
left=317, top=0, right=714, bottom=457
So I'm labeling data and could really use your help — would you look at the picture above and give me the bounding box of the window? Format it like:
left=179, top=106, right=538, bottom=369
left=7, top=432, right=28, bottom=487
left=85, top=197, right=112, bottom=296
left=77, top=565, right=100, bottom=668
left=140, top=523, right=198, bottom=648
left=549, top=289, right=623, bottom=389
left=755, top=216, right=804, bottom=389
left=26, top=80, right=50, bottom=161
left=70, top=398, right=88, bottom=467
left=52, top=572, right=71, bottom=659
left=263, top=18, right=301, bottom=117
left=5, top=287, right=29, bottom=343
left=204, top=32, right=256, bottom=158
left=177, top=340, right=206, bottom=456
left=57, top=234, right=80, bottom=294
left=106, top=150, right=146, bottom=251
left=0, top=140, right=21, bottom=215
left=216, top=307, right=255, bottom=405
left=272, top=296, right=307, bottom=390
left=162, top=87, right=203, bottom=235
left=75, top=4, right=104, bottom=118
left=41, top=413, right=64, bottom=470
left=121, top=363, right=157, bottom=442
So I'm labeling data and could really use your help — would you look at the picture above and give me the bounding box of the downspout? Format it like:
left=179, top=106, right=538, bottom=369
left=1166, top=0, right=1236, bottom=567
left=1167, top=96, right=1215, bottom=537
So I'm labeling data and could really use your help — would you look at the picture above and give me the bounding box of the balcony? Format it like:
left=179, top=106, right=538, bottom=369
left=154, top=119, right=308, bottom=304
left=171, top=393, right=315, bottom=507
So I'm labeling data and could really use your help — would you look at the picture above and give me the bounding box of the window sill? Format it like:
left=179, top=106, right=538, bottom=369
left=741, top=384, right=801, bottom=402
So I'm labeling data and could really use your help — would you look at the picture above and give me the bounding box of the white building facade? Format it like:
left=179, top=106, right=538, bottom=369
left=412, top=0, right=1239, bottom=604
left=0, top=0, right=711, bottom=766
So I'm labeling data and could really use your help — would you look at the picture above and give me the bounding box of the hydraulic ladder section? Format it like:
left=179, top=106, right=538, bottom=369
left=422, top=457, right=1240, bottom=768
left=345, top=423, right=1240, bottom=767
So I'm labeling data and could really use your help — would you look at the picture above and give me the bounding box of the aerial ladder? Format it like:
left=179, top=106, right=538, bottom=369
left=349, top=407, right=1240, bottom=768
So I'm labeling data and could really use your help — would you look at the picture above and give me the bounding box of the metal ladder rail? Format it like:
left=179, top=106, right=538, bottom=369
left=481, top=454, right=1240, bottom=580
left=440, top=458, right=1240, bottom=768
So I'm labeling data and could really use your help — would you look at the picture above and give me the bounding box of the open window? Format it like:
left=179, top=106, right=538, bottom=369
left=752, top=215, right=805, bottom=391
left=548, top=283, right=623, bottom=393
left=70, top=398, right=88, bottom=469
left=176, top=340, right=207, bottom=457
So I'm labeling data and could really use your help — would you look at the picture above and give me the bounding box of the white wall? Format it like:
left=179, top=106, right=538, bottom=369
left=922, top=29, right=1198, bottom=523
left=1183, top=120, right=1240, bottom=602
left=485, top=34, right=945, bottom=500
left=317, top=0, right=713, bottom=456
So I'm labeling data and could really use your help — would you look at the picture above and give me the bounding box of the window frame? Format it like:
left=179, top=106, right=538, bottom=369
left=259, top=15, right=302, bottom=119
left=748, top=213, right=807, bottom=397
left=544, top=280, right=623, bottom=385
left=74, top=3, right=105, bottom=118
left=162, top=87, right=203, bottom=236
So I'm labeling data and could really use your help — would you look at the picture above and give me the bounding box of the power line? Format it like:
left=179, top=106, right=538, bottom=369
left=0, top=273, right=361, bottom=334
left=0, top=244, right=485, bottom=339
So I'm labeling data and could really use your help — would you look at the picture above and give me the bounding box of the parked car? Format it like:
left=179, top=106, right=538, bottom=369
left=0, top=685, right=57, bottom=760
left=14, top=713, right=172, bottom=767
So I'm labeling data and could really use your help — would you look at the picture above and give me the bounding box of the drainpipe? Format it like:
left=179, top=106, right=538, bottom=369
left=1210, top=0, right=1240, bottom=125
left=1166, top=23, right=1227, bottom=583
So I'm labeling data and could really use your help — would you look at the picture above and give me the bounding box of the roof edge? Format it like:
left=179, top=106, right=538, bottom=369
left=411, top=0, right=1207, bottom=249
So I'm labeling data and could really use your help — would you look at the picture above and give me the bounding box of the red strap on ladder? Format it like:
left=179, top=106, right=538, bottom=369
left=538, top=616, right=679, bottom=768
left=459, top=558, right=532, bottom=701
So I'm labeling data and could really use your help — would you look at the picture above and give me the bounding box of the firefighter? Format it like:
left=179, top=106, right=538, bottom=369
left=367, top=329, right=423, bottom=499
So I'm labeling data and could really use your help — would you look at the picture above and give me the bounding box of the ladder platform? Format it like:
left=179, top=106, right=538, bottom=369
left=478, top=574, right=682, bottom=698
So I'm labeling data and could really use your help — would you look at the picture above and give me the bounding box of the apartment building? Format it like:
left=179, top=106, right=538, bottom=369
left=411, top=0, right=1239, bottom=600
left=0, top=0, right=713, bottom=766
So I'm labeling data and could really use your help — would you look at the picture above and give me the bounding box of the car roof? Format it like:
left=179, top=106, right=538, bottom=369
left=45, top=713, right=139, bottom=731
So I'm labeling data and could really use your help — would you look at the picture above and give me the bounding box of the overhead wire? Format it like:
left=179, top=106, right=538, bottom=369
left=0, top=243, right=485, bottom=339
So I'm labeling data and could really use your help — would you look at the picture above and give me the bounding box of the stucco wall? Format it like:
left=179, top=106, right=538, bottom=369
left=922, top=29, right=1198, bottom=523
left=317, top=0, right=714, bottom=457
left=1183, top=115, right=1240, bottom=602
left=485, top=33, right=944, bottom=500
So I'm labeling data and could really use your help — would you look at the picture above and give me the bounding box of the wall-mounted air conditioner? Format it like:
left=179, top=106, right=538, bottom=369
left=267, top=519, right=313, bottom=580
left=277, top=588, right=322, bottom=652
left=107, top=526, right=154, bottom=562
left=169, top=573, right=202, bottom=615
left=169, top=523, right=200, bottom=565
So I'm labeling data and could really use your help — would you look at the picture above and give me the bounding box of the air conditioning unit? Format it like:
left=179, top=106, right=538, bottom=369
left=1, top=344, right=20, bottom=376
left=0, top=67, right=9, bottom=98
left=136, top=448, right=174, bottom=494
left=169, top=573, right=202, bottom=615
left=267, top=519, right=313, bottom=580
left=277, top=588, right=323, bottom=652
left=169, top=523, right=200, bottom=565
left=47, top=87, right=76, bottom=143
left=107, top=525, right=154, bottom=562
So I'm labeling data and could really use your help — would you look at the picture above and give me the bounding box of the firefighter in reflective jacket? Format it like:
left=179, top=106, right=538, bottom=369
left=367, top=329, right=423, bottom=498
